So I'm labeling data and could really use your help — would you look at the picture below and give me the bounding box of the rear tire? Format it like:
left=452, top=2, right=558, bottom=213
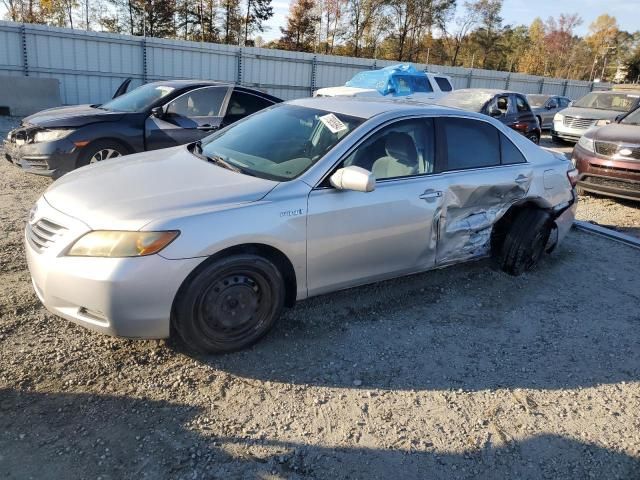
left=173, top=254, right=285, bottom=353
left=527, top=132, right=540, bottom=144
left=498, top=209, right=552, bottom=276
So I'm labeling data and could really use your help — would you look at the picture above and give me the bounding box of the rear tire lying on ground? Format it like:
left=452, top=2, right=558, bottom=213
left=173, top=254, right=285, bottom=353
left=498, top=208, right=552, bottom=276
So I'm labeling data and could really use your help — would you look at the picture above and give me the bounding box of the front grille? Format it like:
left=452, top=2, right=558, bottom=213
left=26, top=218, right=68, bottom=251
left=589, top=163, right=640, bottom=176
left=583, top=176, right=640, bottom=192
left=594, top=141, right=640, bottom=160
left=563, top=116, right=597, bottom=129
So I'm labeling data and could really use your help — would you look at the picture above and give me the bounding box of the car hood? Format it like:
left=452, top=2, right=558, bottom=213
left=23, top=104, right=126, bottom=128
left=43, top=146, right=279, bottom=230
left=558, top=107, right=622, bottom=120
left=587, top=123, right=640, bottom=143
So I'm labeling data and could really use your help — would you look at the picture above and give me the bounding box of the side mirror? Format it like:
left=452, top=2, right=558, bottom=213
left=568, top=101, right=574, bottom=107
left=150, top=106, right=165, bottom=118
left=614, top=114, right=624, bottom=123
left=330, top=166, right=375, bottom=192
left=547, top=102, right=557, bottom=109
left=488, top=108, right=503, bottom=118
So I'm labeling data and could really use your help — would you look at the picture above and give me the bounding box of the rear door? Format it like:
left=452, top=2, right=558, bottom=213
left=145, top=86, right=229, bottom=150
left=433, top=116, right=533, bottom=265
left=512, top=94, right=538, bottom=136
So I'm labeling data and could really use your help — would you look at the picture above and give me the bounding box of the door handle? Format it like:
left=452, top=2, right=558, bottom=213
left=419, top=190, right=443, bottom=201
left=197, top=124, right=218, bottom=131
left=515, top=174, right=530, bottom=184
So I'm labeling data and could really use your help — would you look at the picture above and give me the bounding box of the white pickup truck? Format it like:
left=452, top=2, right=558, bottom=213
left=314, top=64, right=454, bottom=102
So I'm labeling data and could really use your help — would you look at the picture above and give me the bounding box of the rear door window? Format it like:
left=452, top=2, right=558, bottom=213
left=500, top=133, right=527, bottom=164
left=434, top=77, right=453, bottom=92
left=437, top=117, right=500, bottom=171
left=515, top=95, right=531, bottom=113
left=224, top=91, right=275, bottom=124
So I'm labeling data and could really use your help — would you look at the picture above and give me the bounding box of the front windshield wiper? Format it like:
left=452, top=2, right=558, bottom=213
left=192, top=141, right=243, bottom=173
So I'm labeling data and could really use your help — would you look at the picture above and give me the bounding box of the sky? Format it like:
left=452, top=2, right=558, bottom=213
left=260, top=0, right=640, bottom=42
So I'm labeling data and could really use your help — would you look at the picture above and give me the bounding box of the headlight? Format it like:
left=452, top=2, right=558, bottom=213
left=554, top=113, right=564, bottom=122
left=67, top=231, right=179, bottom=257
left=595, top=119, right=611, bottom=126
left=577, top=136, right=595, bottom=153
left=32, top=129, right=73, bottom=143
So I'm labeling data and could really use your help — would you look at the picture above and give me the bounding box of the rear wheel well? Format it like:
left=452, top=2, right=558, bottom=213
left=175, top=243, right=298, bottom=310
left=491, top=202, right=551, bottom=255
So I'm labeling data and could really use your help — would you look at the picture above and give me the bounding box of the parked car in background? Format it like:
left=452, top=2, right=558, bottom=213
left=437, top=89, right=541, bottom=143
left=25, top=97, right=577, bottom=353
left=572, top=105, right=640, bottom=201
left=526, top=94, right=571, bottom=129
left=552, top=90, right=640, bottom=143
left=4, top=80, right=282, bottom=178
left=314, top=64, right=453, bottom=101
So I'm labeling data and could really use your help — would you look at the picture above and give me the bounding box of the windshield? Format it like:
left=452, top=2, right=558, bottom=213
left=100, top=84, right=175, bottom=112
left=199, top=104, right=364, bottom=181
left=621, top=107, right=640, bottom=126
left=526, top=95, right=550, bottom=107
left=572, top=92, right=639, bottom=112
left=437, top=91, right=493, bottom=112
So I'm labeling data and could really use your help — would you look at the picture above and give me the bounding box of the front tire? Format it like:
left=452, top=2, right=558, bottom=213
left=498, top=209, right=552, bottom=276
left=173, top=255, right=285, bottom=353
left=76, top=140, right=127, bottom=169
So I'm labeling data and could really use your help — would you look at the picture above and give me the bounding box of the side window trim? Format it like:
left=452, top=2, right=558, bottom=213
left=165, top=85, right=230, bottom=117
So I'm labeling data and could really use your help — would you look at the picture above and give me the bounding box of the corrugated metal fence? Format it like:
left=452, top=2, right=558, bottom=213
left=0, top=20, right=611, bottom=105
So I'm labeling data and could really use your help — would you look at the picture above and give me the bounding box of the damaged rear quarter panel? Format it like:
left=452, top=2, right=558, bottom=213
left=435, top=166, right=535, bottom=265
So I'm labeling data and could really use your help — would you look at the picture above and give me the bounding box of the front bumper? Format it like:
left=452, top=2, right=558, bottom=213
left=573, top=146, right=640, bottom=201
left=3, top=137, right=81, bottom=178
left=25, top=197, right=205, bottom=339
left=551, top=120, right=588, bottom=143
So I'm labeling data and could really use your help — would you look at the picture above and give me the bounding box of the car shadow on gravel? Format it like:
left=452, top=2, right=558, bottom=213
left=187, top=236, right=640, bottom=392
left=2, top=388, right=639, bottom=479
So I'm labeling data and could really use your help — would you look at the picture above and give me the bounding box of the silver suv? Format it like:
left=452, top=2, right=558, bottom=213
left=26, top=98, right=577, bottom=353
left=552, top=90, right=640, bottom=142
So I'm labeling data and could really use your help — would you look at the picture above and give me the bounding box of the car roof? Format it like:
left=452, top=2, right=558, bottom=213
left=449, top=88, right=520, bottom=96
left=146, top=80, right=282, bottom=101
left=288, top=96, right=488, bottom=120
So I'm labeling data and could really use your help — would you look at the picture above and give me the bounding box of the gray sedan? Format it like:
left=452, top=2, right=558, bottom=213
left=25, top=98, right=577, bottom=353
left=526, top=94, right=571, bottom=129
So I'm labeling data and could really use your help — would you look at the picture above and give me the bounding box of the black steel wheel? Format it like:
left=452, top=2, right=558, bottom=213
left=173, top=254, right=285, bottom=353
left=527, top=132, right=540, bottom=144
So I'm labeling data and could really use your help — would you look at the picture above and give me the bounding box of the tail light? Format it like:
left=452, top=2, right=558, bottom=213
left=567, top=168, right=579, bottom=188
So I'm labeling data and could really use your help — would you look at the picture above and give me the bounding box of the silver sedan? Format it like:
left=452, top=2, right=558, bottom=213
left=25, top=98, right=578, bottom=353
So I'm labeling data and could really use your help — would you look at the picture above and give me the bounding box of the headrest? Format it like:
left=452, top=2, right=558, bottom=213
left=385, top=132, right=418, bottom=166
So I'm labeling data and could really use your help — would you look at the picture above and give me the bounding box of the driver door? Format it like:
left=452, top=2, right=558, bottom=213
left=306, top=118, right=447, bottom=296
left=145, top=86, right=230, bottom=150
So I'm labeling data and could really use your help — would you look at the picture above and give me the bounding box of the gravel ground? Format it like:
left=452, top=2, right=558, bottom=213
left=1, top=117, right=640, bottom=479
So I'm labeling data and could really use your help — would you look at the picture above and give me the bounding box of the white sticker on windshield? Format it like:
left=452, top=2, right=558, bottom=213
left=319, top=113, right=348, bottom=134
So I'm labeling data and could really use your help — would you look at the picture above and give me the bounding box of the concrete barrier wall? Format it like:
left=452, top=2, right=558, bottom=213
left=0, top=75, right=61, bottom=116
left=0, top=20, right=611, bottom=106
